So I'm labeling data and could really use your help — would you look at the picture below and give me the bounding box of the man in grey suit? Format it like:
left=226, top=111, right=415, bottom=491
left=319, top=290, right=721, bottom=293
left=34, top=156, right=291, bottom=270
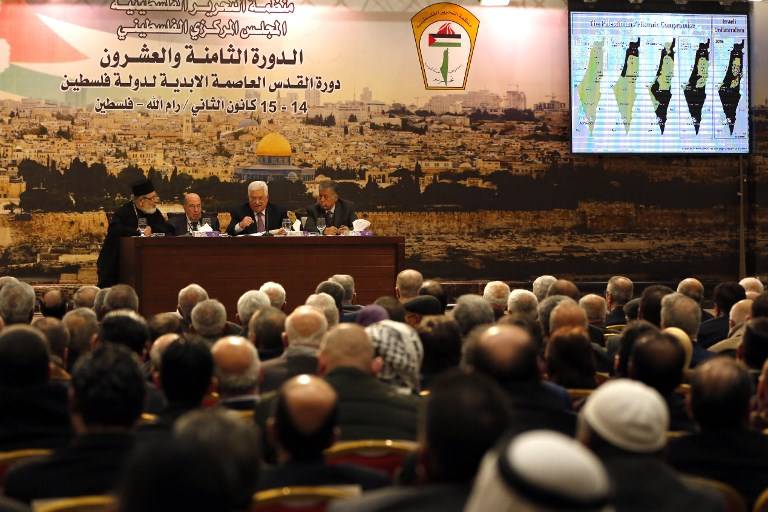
left=306, top=180, right=357, bottom=235
left=169, top=193, right=220, bottom=235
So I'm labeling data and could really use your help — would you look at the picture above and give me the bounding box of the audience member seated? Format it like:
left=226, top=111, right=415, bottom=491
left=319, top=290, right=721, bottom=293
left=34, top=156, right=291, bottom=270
left=738, top=318, right=768, bottom=385
left=418, top=280, right=448, bottom=314
left=403, top=296, right=442, bottom=328
left=660, top=292, right=712, bottom=368
left=373, top=296, right=406, bottom=323
left=236, top=290, right=270, bottom=331
left=39, top=289, right=67, bottom=319
left=677, top=277, right=714, bottom=322
left=62, top=308, right=99, bottom=372
left=451, top=294, right=494, bottom=337
left=605, top=275, right=633, bottom=326
left=144, top=313, right=180, bottom=346
left=31, top=317, right=71, bottom=382
left=176, top=283, right=208, bottom=332
left=546, top=327, right=597, bottom=390
left=103, top=284, right=140, bottom=314
left=259, top=281, right=287, bottom=310
left=354, top=305, right=389, bottom=327
left=316, top=280, right=346, bottom=317
left=0, top=326, right=71, bottom=450
left=549, top=301, right=609, bottom=371
left=416, top=316, right=462, bottom=389
left=247, top=306, right=287, bottom=361
left=261, top=305, right=327, bottom=393
left=4, top=344, right=144, bottom=503
left=578, top=379, right=723, bottom=512
left=174, top=408, right=261, bottom=509
left=537, top=295, right=573, bottom=340
left=189, top=299, right=229, bottom=345
left=663, top=327, right=693, bottom=374
left=464, top=431, right=612, bottom=512
left=259, top=375, right=389, bottom=491
left=330, top=370, right=511, bottom=512
left=148, top=333, right=178, bottom=378
left=318, top=324, right=420, bottom=441
left=667, top=357, right=768, bottom=508
left=330, top=274, right=363, bottom=315
left=93, top=287, right=110, bottom=321
left=0, top=281, right=35, bottom=325
left=211, top=336, right=261, bottom=411
left=506, top=289, right=538, bottom=324
left=628, top=331, right=694, bottom=432
left=365, top=320, right=423, bottom=394
left=709, top=299, right=752, bottom=355
left=623, top=297, right=641, bottom=322
left=638, top=285, right=673, bottom=327
left=462, top=324, right=575, bottom=435
left=72, top=285, right=99, bottom=310
left=483, top=281, right=510, bottom=320
left=612, top=320, right=658, bottom=378
left=395, top=269, right=423, bottom=304
left=740, top=277, right=764, bottom=297
left=580, top=293, right=607, bottom=329
left=532, top=275, right=556, bottom=303
left=699, top=282, right=746, bottom=349
left=547, top=279, right=580, bottom=301
left=306, top=292, right=340, bottom=328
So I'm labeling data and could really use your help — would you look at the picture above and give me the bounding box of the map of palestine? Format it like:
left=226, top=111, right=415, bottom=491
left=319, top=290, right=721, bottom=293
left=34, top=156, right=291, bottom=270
left=578, top=40, right=604, bottom=134
left=719, top=40, right=744, bottom=135
left=684, top=39, right=709, bottom=135
left=648, top=38, right=675, bottom=134
left=613, top=38, right=640, bottom=134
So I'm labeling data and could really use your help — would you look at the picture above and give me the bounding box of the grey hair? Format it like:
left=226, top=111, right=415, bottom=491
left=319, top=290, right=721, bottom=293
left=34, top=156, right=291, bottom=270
left=507, top=289, right=539, bottom=322
left=330, top=274, right=355, bottom=303
left=214, top=342, right=261, bottom=396
left=247, top=180, right=268, bottom=194
left=0, top=281, right=35, bottom=324
left=607, top=276, right=634, bottom=306
left=73, top=285, right=100, bottom=308
left=661, top=292, right=701, bottom=342
left=452, top=294, right=495, bottom=336
left=483, top=281, right=510, bottom=309
left=538, top=295, right=576, bottom=338
left=532, top=275, right=557, bottom=302
left=258, top=282, right=286, bottom=309
left=191, top=299, right=227, bottom=337
left=287, top=304, right=329, bottom=347
left=579, top=294, right=607, bottom=324
left=178, top=284, right=209, bottom=321
left=304, top=293, right=338, bottom=329
left=62, top=307, right=99, bottom=355
left=237, top=290, right=270, bottom=324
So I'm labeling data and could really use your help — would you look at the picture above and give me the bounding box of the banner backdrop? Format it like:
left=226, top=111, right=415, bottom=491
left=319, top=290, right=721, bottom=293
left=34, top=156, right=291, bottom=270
left=0, top=0, right=762, bottom=284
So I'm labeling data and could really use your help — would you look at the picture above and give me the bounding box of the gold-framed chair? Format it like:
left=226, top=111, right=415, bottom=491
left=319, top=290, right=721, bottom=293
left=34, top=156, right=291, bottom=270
left=251, top=485, right=361, bottom=512
left=681, top=475, right=746, bottom=512
left=753, top=487, right=768, bottom=512
left=0, top=449, right=52, bottom=484
left=676, top=383, right=692, bottom=397
left=605, top=324, right=626, bottom=334
left=566, top=388, right=594, bottom=401
left=32, top=495, right=116, bottom=512
left=324, top=439, right=419, bottom=479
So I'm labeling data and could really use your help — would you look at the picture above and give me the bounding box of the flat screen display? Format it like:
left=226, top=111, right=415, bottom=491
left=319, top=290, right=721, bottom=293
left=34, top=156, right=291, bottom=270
left=570, top=11, right=750, bottom=154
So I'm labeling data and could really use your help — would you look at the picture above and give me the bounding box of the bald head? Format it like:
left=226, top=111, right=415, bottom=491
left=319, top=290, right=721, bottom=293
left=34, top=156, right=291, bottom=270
left=396, top=269, right=424, bottom=302
left=285, top=305, right=328, bottom=348
left=579, top=294, right=606, bottom=326
left=690, top=357, right=752, bottom=430
left=606, top=276, right=633, bottom=308
left=149, top=333, right=180, bottom=371
left=41, top=289, right=66, bottom=319
left=549, top=302, right=588, bottom=334
left=483, top=281, right=511, bottom=316
left=677, top=278, right=705, bottom=304
left=319, top=324, right=374, bottom=373
left=547, top=279, right=580, bottom=301
left=73, top=286, right=99, bottom=309
left=730, top=299, right=753, bottom=329
left=463, top=324, right=539, bottom=383
left=211, top=336, right=260, bottom=397
left=740, top=277, right=764, bottom=295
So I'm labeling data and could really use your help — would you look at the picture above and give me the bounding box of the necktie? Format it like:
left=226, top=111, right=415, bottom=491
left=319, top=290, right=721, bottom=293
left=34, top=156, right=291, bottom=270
left=325, top=210, right=333, bottom=227
left=191, top=221, right=198, bottom=232
left=257, top=213, right=265, bottom=232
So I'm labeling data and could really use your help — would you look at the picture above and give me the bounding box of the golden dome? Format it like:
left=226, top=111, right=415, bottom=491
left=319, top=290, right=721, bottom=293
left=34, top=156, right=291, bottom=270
left=255, top=132, right=292, bottom=157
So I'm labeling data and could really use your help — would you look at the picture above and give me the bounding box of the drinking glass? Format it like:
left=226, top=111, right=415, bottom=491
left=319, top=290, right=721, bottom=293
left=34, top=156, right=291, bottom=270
left=316, top=217, right=326, bottom=235
left=137, top=217, right=147, bottom=236
left=300, top=216, right=308, bottom=231
left=282, top=218, right=292, bottom=233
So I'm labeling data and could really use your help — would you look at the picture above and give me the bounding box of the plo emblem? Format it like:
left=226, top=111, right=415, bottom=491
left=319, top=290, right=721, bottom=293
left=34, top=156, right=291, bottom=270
left=411, top=2, right=479, bottom=90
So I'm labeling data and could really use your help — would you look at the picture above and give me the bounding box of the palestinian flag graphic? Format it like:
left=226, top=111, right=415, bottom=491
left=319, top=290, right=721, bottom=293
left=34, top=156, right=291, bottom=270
left=428, top=23, right=461, bottom=48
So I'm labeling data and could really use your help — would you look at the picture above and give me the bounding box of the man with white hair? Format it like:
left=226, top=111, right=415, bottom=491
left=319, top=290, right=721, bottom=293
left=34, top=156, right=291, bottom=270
left=580, top=294, right=607, bottom=328
left=605, top=276, right=633, bottom=327
left=465, top=431, right=612, bottom=512
left=709, top=298, right=753, bottom=355
left=741, top=277, right=764, bottom=296
left=260, top=305, right=328, bottom=392
left=227, top=181, right=287, bottom=235
left=259, top=281, right=287, bottom=310
left=395, top=269, right=423, bottom=304
left=236, top=290, right=270, bottom=327
left=578, top=380, right=722, bottom=512
left=0, top=281, right=36, bottom=325
left=483, top=281, right=511, bottom=320
left=660, top=293, right=712, bottom=368
left=177, top=284, right=208, bottom=331
left=306, top=293, right=339, bottom=328
left=677, top=277, right=714, bottom=323
left=506, top=289, right=538, bottom=323
left=211, top=336, right=261, bottom=410
left=532, top=275, right=556, bottom=303
left=190, top=299, right=227, bottom=345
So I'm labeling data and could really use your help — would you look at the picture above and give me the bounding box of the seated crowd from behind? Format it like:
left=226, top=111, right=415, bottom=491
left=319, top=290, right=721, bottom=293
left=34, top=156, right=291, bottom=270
left=1, top=271, right=768, bottom=511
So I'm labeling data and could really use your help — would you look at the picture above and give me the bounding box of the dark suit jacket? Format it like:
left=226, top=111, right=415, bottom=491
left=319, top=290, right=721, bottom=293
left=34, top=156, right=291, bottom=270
left=260, top=347, right=319, bottom=393
left=96, top=201, right=173, bottom=287
left=168, top=213, right=220, bottom=235
left=501, top=380, right=577, bottom=437
left=595, top=447, right=724, bottom=512
left=258, top=459, right=389, bottom=491
left=698, top=316, right=729, bottom=349
left=0, top=383, right=72, bottom=451
left=329, top=483, right=472, bottom=512
left=667, top=428, right=768, bottom=508
left=306, top=198, right=357, bottom=230
left=606, top=306, right=627, bottom=327
left=227, top=202, right=287, bottom=235
left=4, top=433, right=135, bottom=504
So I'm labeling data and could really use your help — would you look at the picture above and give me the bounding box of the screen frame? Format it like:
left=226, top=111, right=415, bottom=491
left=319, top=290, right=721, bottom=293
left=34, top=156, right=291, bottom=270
left=567, top=0, right=752, bottom=156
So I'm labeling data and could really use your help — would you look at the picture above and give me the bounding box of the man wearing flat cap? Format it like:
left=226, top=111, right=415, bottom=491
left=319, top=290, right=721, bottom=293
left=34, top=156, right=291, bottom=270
left=97, top=178, right=173, bottom=287
left=404, top=295, right=442, bottom=328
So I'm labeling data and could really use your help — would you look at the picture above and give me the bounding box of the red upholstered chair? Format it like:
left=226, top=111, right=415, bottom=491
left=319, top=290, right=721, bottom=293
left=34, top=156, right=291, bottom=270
left=251, top=485, right=361, bottom=512
left=324, top=439, right=419, bottom=480
left=0, top=448, right=52, bottom=487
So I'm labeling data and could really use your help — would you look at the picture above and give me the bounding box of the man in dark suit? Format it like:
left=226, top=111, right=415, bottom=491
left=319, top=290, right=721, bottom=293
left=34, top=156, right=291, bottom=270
left=211, top=336, right=261, bottom=410
left=4, top=343, right=145, bottom=503
left=168, top=193, right=220, bottom=235
left=306, top=180, right=357, bottom=235
left=698, top=282, right=746, bottom=349
left=97, top=178, right=174, bottom=287
left=605, top=275, right=633, bottom=327
left=227, top=181, right=287, bottom=236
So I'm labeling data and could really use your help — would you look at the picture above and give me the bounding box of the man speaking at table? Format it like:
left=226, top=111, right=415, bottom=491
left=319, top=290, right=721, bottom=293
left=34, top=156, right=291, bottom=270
left=169, top=193, right=220, bottom=235
left=227, top=181, right=287, bottom=236
left=306, top=180, right=357, bottom=236
left=97, top=178, right=173, bottom=287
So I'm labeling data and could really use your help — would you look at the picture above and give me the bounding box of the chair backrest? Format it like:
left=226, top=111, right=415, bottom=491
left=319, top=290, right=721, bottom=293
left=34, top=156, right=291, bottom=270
left=251, top=485, right=361, bottom=512
left=605, top=324, right=626, bottom=333
left=324, top=439, right=419, bottom=479
left=753, top=487, right=768, bottom=512
left=33, top=495, right=115, bottom=512
left=566, top=388, right=594, bottom=400
left=681, top=475, right=747, bottom=512
left=0, top=449, right=52, bottom=485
